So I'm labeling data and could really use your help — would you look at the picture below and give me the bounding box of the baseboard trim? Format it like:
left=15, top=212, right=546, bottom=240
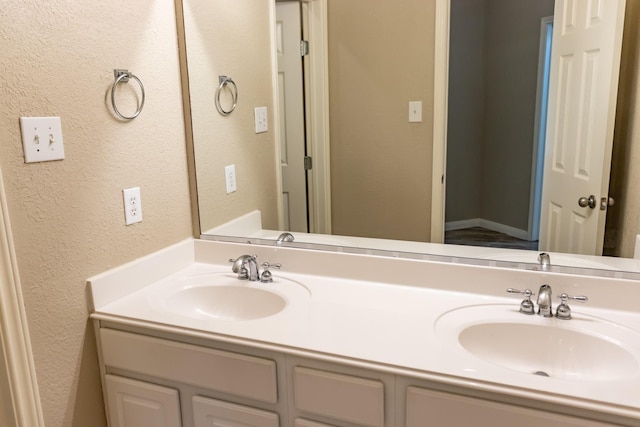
left=445, top=218, right=529, bottom=241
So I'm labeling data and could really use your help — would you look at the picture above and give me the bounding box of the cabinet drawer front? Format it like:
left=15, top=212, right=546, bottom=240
left=105, top=375, right=181, bottom=427
left=406, top=387, right=618, bottom=427
left=100, top=329, right=277, bottom=403
left=294, top=418, right=335, bottom=427
left=193, top=396, right=279, bottom=427
left=293, top=367, right=384, bottom=427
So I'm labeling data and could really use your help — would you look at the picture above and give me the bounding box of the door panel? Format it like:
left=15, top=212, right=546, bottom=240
left=539, top=0, right=625, bottom=255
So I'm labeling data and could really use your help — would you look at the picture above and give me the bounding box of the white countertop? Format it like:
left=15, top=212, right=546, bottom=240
left=89, top=238, right=640, bottom=422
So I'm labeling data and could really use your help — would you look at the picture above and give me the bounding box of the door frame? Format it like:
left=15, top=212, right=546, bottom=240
left=527, top=15, right=555, bottom=242
left=0, top=166, right=44, bottom=426
left=430, top=0, right=450, bottom=244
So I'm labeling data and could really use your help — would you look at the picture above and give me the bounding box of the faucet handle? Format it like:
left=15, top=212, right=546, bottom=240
left=556, top=293, right=588, bottom=320
left=507, top=288, right=535, bottom=315
left=260, top=262, right=281, bottom=283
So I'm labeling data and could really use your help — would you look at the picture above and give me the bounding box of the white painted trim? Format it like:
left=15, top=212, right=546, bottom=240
left=270, top=0, right=285, bottom=231
left=431, top=0, right=450, bottom=244
left=0, top=167, right=44, bottom=426
left=304, top=0, right=332, bottom=235
left=445, top=218, right=529, bottom=241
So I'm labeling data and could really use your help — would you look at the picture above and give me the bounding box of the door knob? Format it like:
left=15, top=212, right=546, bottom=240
left=578, top=195, right=597, bottom=209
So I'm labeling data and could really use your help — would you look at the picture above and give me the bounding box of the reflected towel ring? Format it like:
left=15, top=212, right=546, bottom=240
left=111, top=69, right=145, bottom=120
left=215, top=75, right=238, bottom=116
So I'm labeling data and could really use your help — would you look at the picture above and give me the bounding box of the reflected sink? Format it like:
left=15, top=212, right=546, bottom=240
left=168, top=285, right=286, bottom=321
left=459, top=322, right=638, bottom=380
left=149, top=272, right=310, bottom=321
left=435, top=304, right=640, bottom=381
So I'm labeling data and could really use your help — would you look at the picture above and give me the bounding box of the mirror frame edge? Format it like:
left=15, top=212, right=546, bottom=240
left=175, top=0, right=203, bottom=238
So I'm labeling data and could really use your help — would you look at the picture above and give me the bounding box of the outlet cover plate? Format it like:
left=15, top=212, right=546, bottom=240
left=225, top=164, right=237, bottom=194
left=123, top=187, right=143, bottom=225
left=20, top=117, right=65, bottom=163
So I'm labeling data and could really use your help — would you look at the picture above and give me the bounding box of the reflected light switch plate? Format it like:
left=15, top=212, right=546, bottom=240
left=254, top=107, right=268, bottom=133
left=408, top=101, right=422, bottom=123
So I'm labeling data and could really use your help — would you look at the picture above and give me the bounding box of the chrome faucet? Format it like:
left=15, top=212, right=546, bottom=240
left=230, top=255, right=282, bottom=282
left=538, top=252, right=551, bottom=271
left=536, top=284, right=553, bottom=317
left=275, top=232, right=294, bottom=245
left=231, top=255, right=260, bottom=281
left=508, top=285, right=588, bottom=319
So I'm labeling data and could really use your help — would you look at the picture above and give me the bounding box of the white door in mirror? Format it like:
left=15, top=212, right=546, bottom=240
left=19, top=116, right=65, bottom=163
left=123, top=187, right=142, bottom=225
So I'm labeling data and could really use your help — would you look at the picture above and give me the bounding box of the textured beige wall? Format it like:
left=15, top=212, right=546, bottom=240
left=183, top=0, right=279, bottom=234
left=0, top=1, right=192, bottom=426
left=328, top=0, right=435, bottom=242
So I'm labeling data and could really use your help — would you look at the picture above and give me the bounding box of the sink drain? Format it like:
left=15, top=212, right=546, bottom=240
left=533, top=371, right=550, bottom=377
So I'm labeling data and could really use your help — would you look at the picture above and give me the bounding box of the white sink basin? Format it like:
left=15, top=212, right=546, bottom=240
left=459, top=322, right=638, bottom=380
left=149, top=272, right=310, bottom=321
left=435, top=304, right=640, bottom=381
left=168, top=285, right=286, bottom=321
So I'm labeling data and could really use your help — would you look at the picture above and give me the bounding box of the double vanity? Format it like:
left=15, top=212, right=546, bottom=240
left=88, top=238, right=640, bottom=426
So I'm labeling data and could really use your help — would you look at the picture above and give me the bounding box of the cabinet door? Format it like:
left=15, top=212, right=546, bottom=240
left=406, top=387, right=619, bottom=427
left=192, top=396, right=279, bottom=427
left=105, top=375, right=181, bottom=427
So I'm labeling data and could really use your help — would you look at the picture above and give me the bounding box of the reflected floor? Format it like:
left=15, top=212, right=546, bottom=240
left=445, top=227, right=538, bottom=251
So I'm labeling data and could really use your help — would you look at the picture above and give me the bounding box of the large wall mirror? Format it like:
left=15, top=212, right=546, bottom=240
left=177, top=0, right=640, bottom=274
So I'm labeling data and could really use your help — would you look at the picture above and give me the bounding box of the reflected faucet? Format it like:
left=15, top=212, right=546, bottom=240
left=537, top=284, right=553, bottom=317
left=276, top=232, right=294, bottom=246
left=538, top=252, right=551, bottom=271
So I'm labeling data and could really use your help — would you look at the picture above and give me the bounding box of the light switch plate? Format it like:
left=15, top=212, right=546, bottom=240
left=254, top=107, right=268, bottom=133
left=408, top=101, right=423, bottom=123
left=20, top=117, right=65, bottom=163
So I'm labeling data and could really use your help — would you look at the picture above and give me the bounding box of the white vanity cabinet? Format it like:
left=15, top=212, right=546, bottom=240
left=95, top=323, right=633, bottom=427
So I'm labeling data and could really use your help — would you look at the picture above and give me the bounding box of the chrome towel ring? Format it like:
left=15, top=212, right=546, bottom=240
left=111, top=69, right=145, bottom=120
left=215, top=75, right=238, bottom=116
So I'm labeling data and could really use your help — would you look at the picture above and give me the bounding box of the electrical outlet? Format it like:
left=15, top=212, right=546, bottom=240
left=19, top=116, right=65, bottom=163
left=122, top=187, right=142, bottom=225
left=254, top=107, right=268, bottom=133
left=225, top=165, right=237, bottom=194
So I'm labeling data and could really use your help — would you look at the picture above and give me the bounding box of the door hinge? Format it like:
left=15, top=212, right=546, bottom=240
left=304, top=156, right=313, bottom=170
left=300, top=40, right=310, bottom=56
